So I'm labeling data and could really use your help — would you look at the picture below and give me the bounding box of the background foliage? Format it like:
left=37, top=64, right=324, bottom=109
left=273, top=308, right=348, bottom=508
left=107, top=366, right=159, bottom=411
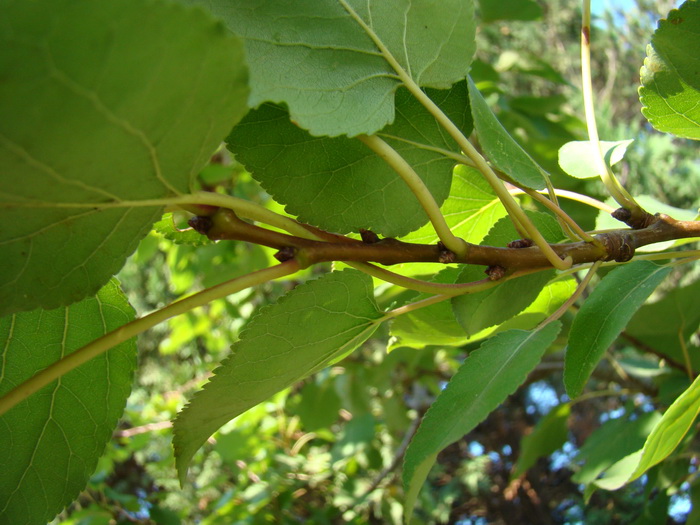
left=1, top=0, right=699, bottom=524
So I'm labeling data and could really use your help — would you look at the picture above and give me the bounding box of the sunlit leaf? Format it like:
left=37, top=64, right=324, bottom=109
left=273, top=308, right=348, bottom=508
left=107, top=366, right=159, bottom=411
left=558, top=140, right=634, bottom=179
left=452, top=211, right=561, bottom=336
left=0, top=0, right=249, bottom=316
left=400, top=164, right=507, bottom=245
left=640, top=2, right=700, bottom=140
left=0, top=279, right=137, bottom=525
left=564, top=261, right=671, bottom=398
left=403, top=322, right=561, bottom=521
left=153, top=213, right=211, bottom=246
left=187, top=0, right=476, bottom=137
left=388, top=268, right=468, bottom=349
left=594, top=373, right=700, bottom=491
left=173, top=269, right=383, bottom=484
left=572, top=412, right=661, bottom=485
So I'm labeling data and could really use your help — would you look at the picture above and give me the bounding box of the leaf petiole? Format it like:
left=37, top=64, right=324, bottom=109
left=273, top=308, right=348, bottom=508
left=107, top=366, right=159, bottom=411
left=0, top=261, right=300, bottom=418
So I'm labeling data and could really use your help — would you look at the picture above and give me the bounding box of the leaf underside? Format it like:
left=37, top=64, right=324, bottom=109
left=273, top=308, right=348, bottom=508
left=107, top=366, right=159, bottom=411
left=0, top=279, right=137, bottom=525
left=0, top=0, right=249, bottom=316
left=187, top=0, right=477, bottom=137
left=173, top=269, right=383, bottom=484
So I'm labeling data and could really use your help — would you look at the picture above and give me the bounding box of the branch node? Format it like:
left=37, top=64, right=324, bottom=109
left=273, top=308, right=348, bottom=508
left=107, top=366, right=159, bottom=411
left=188, top=216, right=213, bottom=235
left=612, top=207, right=656, bottom=229
left=437, top=242, right=457, bottom=264
left=485, top=265, right=506, bottom=281
left=359, top=229, right=381, bottom=244
left=600, top=231, right=635, bottom=262
left=274, top=246, right=296, bottom=263
left=507, top=238, right=533, bottom=249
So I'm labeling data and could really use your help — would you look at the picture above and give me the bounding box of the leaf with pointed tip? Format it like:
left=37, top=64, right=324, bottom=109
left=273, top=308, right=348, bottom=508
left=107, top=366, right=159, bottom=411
left=572, top=411, right=660, bottom=486
left=0, top=279, right=137, bottom=525
left=228, top=82, right=472, bottom=236
left=173, top=269, right=383, bottom=484
left=187, top=0, right=476, bottom=137
left=0, top=0, right=249, bottom=316
left=594, top=373, right=700, bottom=491
left=564, top=261, right=671, bottom=398
left=468, top=77, right=547, bottom=189
left=402, top=322, right=561, bottom=521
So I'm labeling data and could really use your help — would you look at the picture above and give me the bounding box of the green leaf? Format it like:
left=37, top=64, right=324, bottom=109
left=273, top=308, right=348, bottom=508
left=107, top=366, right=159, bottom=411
left=402, top=322, right=561, bottom=521
left=572, top=411, right=661, bottom=485
left=564, top=261, right=671, bottom=398
left=173, top=269, right=383, bottom=484
left=595, top=195, right=698, bottom=252
left=227, top=82, right=471, bottom=237
left=0, top=279, right=137, bottom=525
left=594, top=374, right=700, bottom=491
left=627, top=372, right=700, bottom=482
left=153, top=213, right=211, bottom=247
left=452, top=211, right=561, bottom=336
left=400, top=164, right=508, bottom=245
left=558, top=140, right=634, bottom=179
left=651, top=1, right=700, bottom=92
left=0, top=0, right=249, bottom=316
left=511, top=403, right=570, bottom=480
left=388, top=268, right=468, bottom=349
left=188, top=0, right=476, bottom=137
left=626, top=277, right=700, bottom=371
left=478, top=0, right=542, bottom=22
left=468, top=77, right=547, bottom=189
left=640, top=3, right=700, bottom=140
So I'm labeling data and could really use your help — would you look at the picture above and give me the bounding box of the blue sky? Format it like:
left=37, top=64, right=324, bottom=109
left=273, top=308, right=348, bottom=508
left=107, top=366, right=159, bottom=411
left=591, top=0, right=638, bottom=15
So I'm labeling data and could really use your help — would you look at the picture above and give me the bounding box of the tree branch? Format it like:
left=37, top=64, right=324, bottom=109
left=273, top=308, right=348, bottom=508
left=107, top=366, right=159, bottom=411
left=194, top=209, right=700, bottom=270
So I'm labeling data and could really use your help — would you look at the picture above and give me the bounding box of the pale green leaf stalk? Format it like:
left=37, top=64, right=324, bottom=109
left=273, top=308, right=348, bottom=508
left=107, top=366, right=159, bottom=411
left=580, top=0, right=642, bottom=213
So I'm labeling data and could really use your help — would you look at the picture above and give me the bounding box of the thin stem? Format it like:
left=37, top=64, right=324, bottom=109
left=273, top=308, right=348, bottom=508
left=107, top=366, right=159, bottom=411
left=357, top=134, right=468, bottom=257
left=519, top=187, right=598, bottom=244
left=337, top=0, right=570, bottom=270
left=538, top=261, right=602, bottom=328
left=355, top=262, right=504, bottom=296
left=2, top=192, right=316, bottom=239
left=511, top=188, right=616, bottom=214
left=580, top=0, right=641, bottom=214
left=678, top=322, right=695, bottom=380
left=0, top=261, right=300, bottom=417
